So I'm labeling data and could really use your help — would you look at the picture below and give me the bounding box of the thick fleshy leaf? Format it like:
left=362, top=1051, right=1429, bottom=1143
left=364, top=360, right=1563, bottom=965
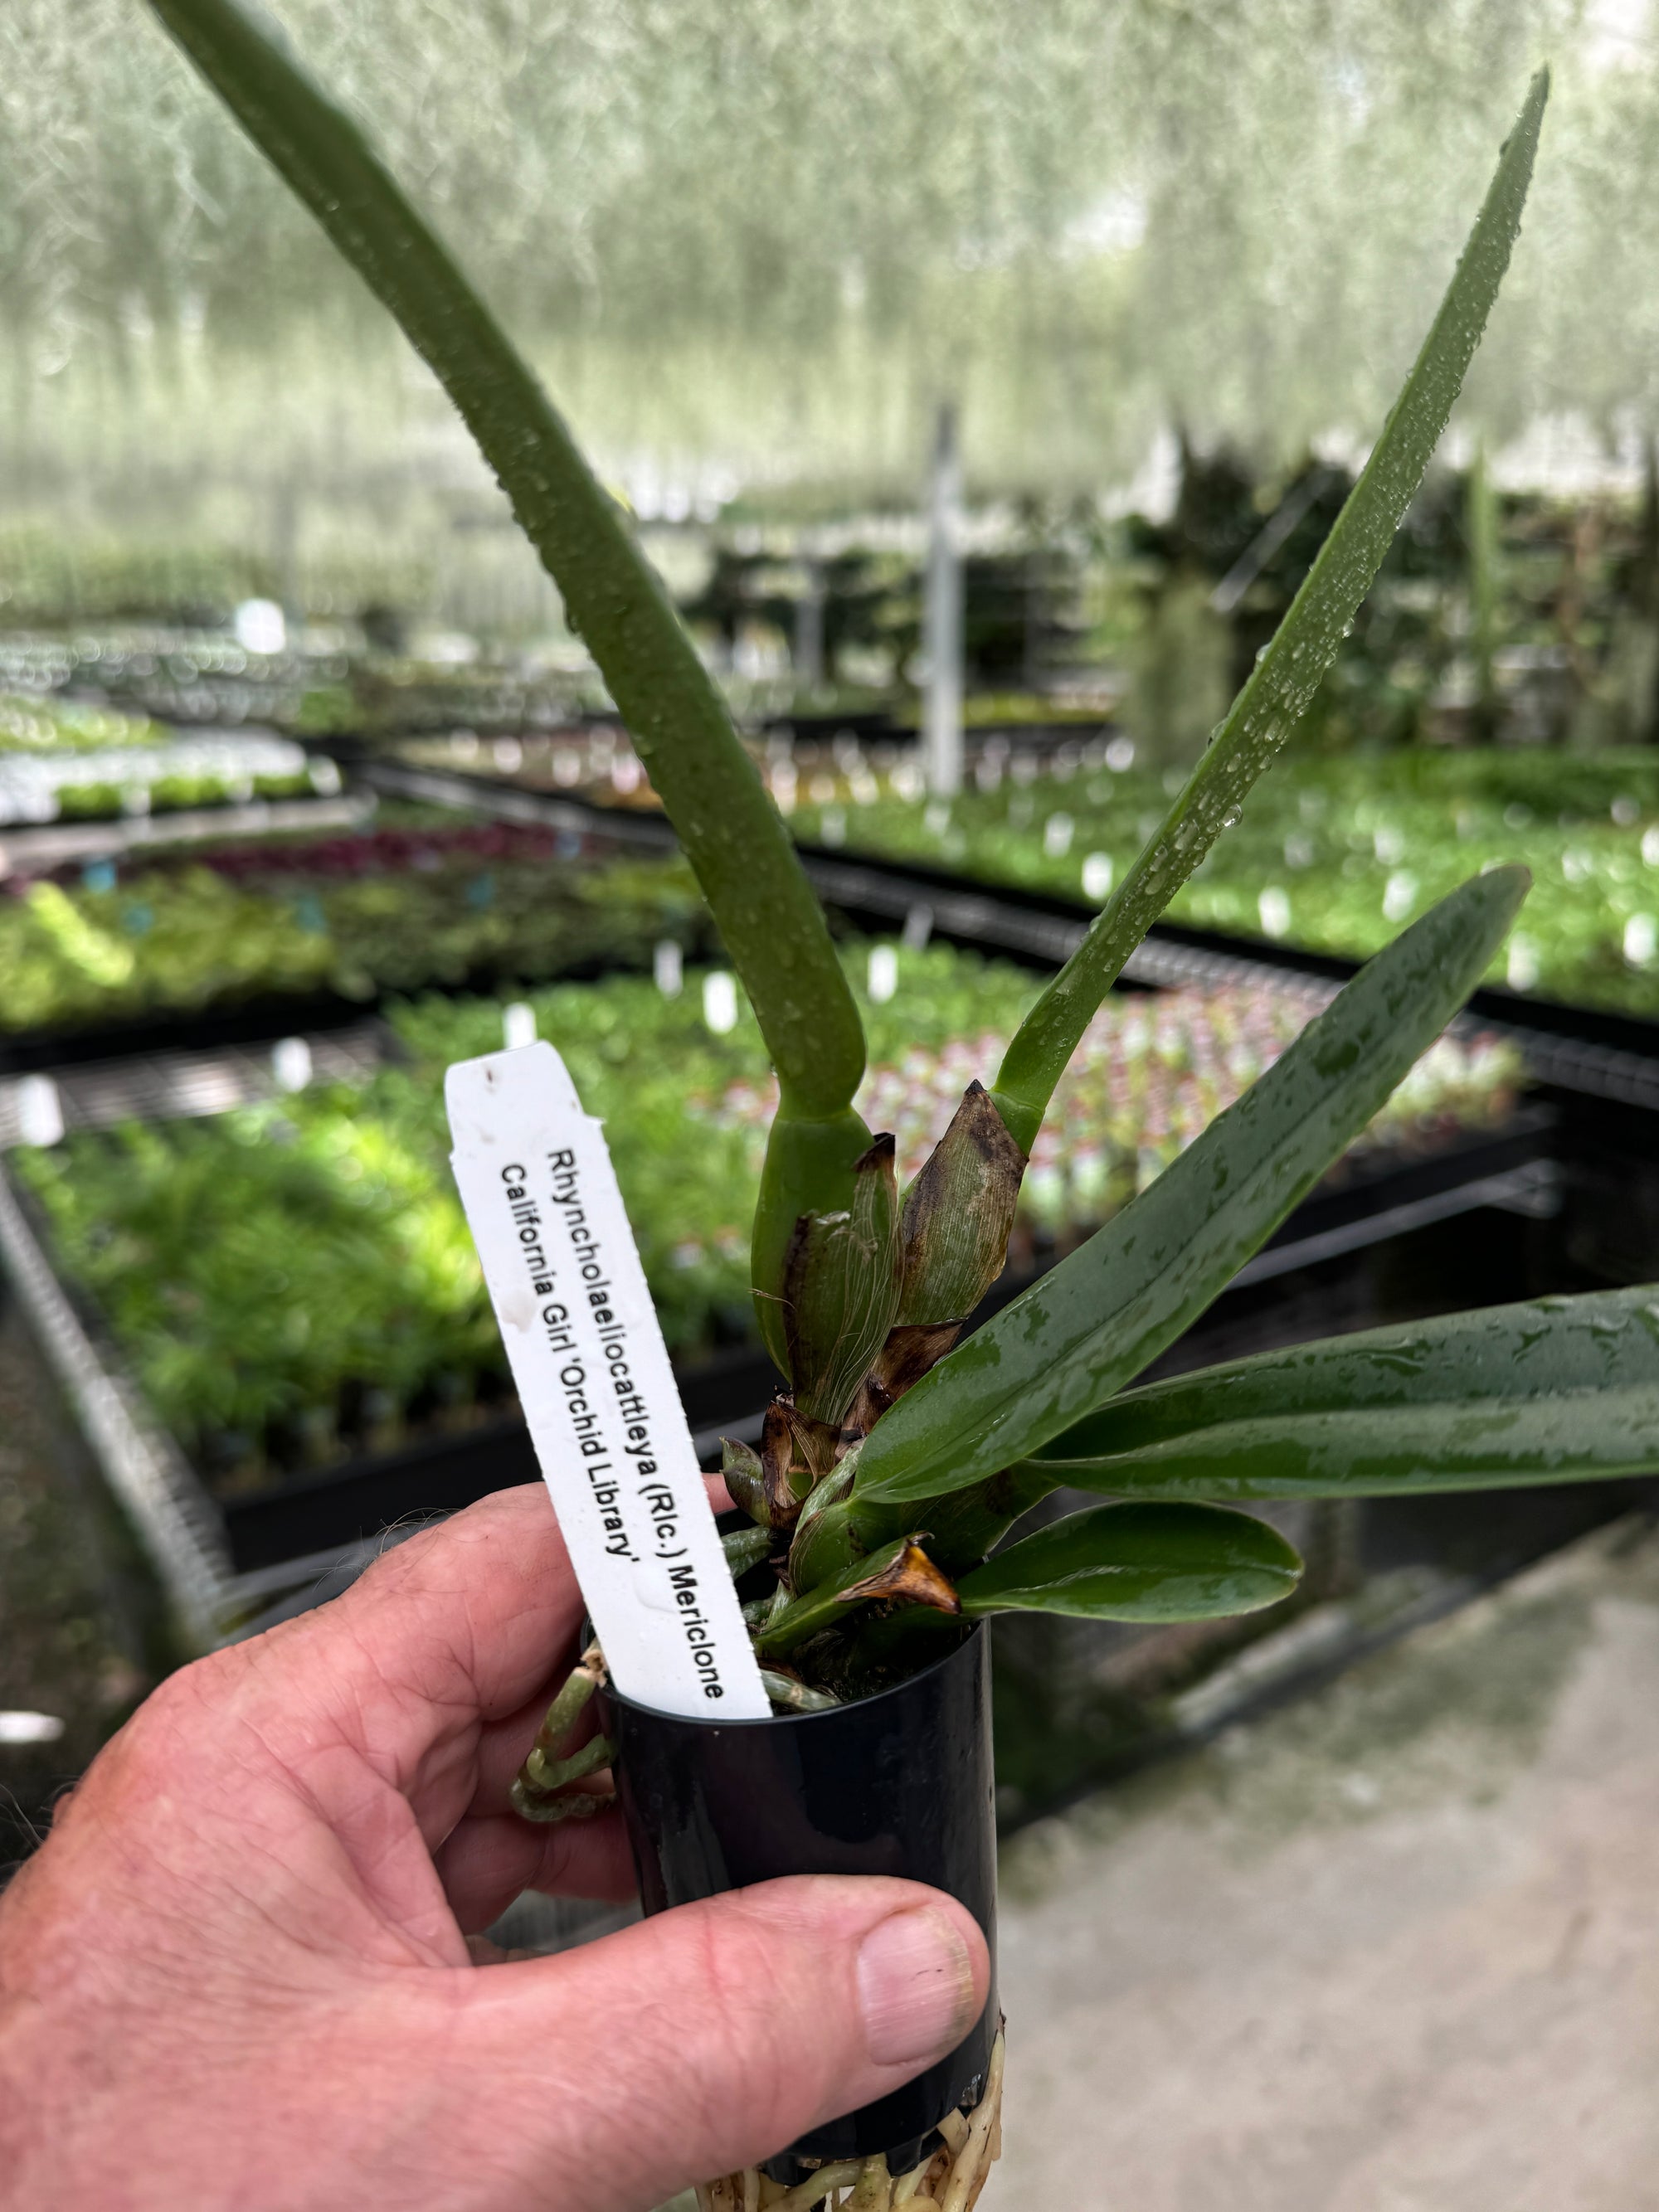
left=849, top=1462, right=1063, bottom=1577
left=720, top=1437, right=770, bottom=1527
left=144, top=0, right=865, bottom=1125
left=787, top=1460, right=1063, bottom=1600
left=787, top=1459, right=859, bottom=1591
left=853, top=867, right=1527, bottom=1506
left=956, top=1502, right=1302, bottom=1621
left=1023, top=1289, right=1659, bottom=1499
left=721, top=1524, right=776, bottom=1578
left=990, top=69, right=1548, bottom=1154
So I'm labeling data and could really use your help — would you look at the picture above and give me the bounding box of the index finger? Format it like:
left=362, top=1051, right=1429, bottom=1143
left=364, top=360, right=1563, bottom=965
left=229, top=1484, right=586, bottom=1825
left=229, top=1471, right=734, bottom=1817
left=327, top=1470, right=734, bottom=1754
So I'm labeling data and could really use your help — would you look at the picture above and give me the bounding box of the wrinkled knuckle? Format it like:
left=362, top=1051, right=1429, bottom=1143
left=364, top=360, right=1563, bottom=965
left=109, top=1680, right=182, bottom=1762
left=112, top=1655, right=228, bottom=1765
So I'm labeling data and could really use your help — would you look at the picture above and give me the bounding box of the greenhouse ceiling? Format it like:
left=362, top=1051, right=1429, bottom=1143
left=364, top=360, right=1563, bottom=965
left=2, top=0, right=1658, bottom=510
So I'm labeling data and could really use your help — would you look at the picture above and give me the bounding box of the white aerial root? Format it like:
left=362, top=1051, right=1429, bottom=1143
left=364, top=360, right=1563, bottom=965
left=697, top=2026, right=1005, bottom=2212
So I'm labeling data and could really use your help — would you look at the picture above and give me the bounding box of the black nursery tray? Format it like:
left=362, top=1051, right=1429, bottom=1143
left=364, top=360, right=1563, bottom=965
left=214, top=1339, right=782, bottom=1578
left=0, top=931, right=712, bottom=1082
left=357, top=761, right=1659, bottom=1108
left=0, top=787, right=713, bottom=1077
left=0, top=1105, right=1569, bottom=1647
left=11, top=745, right=1659, bottom=1646
left=186, top=1113, right=1577, bottom=1565
left=786, top=834, right=1659, bottom=1094
left=0, top=982, right=387, bottom=1078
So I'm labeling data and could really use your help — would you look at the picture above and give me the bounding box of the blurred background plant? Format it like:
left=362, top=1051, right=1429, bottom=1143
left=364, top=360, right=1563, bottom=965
left=2, top=2, right=1656, bottom=527
left=12, top=941, right=1520, bottom=1491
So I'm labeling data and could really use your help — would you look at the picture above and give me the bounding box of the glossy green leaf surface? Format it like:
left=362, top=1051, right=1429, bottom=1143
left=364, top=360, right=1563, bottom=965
left=721, top=1524, right=776, bottom=1577
left=853, top=867, right=1528, bottom=1505
left=144, top=0, right=864, bottom=1122
left=990, top=69, right=1548, bottom=1153
left=786, top=1461, right=860, bottom=1592
left=956, top=1502, right=1302, bottom=1621
left=1023, top=1288, right=1659, bottom=1499
left=754, top=1534, right=917, bottom=1659
left=860, top=1463, right=1063, bottom=1577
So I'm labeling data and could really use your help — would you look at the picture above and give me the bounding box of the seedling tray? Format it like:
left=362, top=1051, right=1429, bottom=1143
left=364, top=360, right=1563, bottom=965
left=1, top=1107, right=1574, bottom=1640
left=8, top=753, right=1651, bottom=1641
left=0, top=790, right=710, bottom=1076
left=357, top=762, right=1659, bottom=1110
left=783, top=837, right=1659, bottom=1101
left=0, top=984, right=388, bottom=1078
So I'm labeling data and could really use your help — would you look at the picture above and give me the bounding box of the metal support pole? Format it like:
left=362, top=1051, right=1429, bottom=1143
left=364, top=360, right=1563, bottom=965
left=923, top=402, right=964, bottom=800
left=794, top=552, right=825, bottom=693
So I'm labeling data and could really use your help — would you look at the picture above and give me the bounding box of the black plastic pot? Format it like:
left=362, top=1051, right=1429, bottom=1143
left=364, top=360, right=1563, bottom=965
left=598, top=1624, right=997, bottom=2185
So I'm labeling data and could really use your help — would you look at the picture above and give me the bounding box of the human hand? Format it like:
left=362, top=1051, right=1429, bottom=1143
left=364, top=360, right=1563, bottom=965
left=0, top=1484, right=989, bottom=2210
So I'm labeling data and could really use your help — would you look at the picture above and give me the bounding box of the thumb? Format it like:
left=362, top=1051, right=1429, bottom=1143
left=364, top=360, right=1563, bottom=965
left=432, top=1874, right=990, bottom=2210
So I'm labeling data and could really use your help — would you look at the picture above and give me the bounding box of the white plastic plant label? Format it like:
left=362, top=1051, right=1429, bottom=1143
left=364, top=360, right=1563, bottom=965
left=446, top=1041, right=771, bottom=1720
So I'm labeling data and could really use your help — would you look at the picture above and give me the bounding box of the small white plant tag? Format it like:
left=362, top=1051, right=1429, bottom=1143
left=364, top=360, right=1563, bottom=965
left=446, top=1042, right=771, bottom=1720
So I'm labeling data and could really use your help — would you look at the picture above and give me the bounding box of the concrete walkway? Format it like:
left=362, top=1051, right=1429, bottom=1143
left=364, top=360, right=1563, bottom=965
left=995, top=1515, right=1659, bottom=2210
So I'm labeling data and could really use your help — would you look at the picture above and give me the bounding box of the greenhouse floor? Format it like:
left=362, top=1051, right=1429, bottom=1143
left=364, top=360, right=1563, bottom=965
left=994, top=1512, right=1659, bottom=2210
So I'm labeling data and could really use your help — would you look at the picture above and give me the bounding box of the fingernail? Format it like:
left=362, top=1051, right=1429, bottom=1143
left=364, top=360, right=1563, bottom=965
left=856, top=1907, right=977, bottom=2068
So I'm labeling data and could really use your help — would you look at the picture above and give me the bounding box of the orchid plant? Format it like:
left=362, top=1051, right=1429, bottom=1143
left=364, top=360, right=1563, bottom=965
left=116, top=24, right=1657, bottom=2204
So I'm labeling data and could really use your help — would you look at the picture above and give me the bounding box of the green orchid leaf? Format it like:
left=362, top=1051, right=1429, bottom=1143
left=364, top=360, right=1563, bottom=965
left=720, top=1437, right=771, bottom=1529
left=990, top=68, right=1548, bottom=1153
left=859, top=1462, right=1063, bottom=1578
left=786, top=1461, right=1063, bottom=1602
left=721, top=1524, right=776, bottom=1578
left=853, top=866, right=1527, bottom=1506
left=755, top=1534, right=927, bottom=1660
left=786, top=1461, right=859, bottom=1592
left=143, top=0, right=864, bottom=1126
left=956, top=1502, right=1302, bottom=1621
left=1022, top=1288, right=1659, bottom=1499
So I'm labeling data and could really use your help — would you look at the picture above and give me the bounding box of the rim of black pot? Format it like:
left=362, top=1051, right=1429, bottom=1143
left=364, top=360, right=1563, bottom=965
left=600, top=1616, right=981, bottom=1730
